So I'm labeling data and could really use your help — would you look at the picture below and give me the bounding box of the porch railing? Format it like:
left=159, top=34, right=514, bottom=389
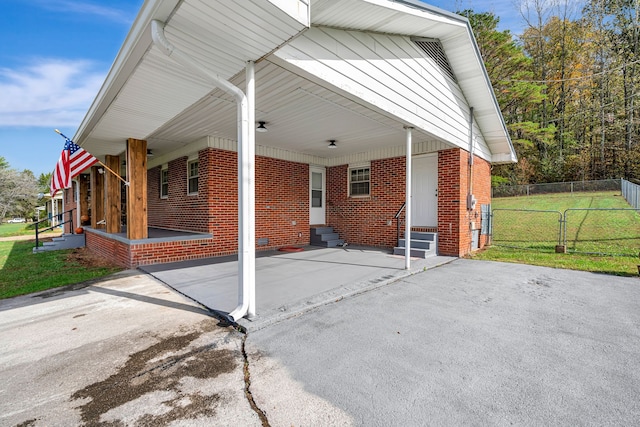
left=34, top=208, right=75, bottom=249
left=395, top=202, right=406, bottom=247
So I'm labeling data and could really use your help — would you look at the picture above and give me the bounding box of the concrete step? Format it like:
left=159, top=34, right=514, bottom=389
left=409, top=231, right=436, bottom=241
left=392, top=247, right=435, bottom=259
left=398, top=238, right=433, bottom=250
left=310, top=226, right=334, bottom=236
left=317, top=239, right=346, bottom=248
left=33, top=233, right=86, bottom=252
left=310, top=226, right=345, bottom=248
left=311, top=232, right=340, bottom=242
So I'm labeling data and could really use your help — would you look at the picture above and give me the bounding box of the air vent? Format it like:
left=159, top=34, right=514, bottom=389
left=412, top=38, right=456, bottom=82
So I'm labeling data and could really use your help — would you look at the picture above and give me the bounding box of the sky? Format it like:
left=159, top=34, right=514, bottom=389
left=0, top=0, right=525, bottom=178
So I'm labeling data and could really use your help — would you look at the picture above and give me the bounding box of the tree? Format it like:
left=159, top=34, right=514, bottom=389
left=38, top=172, right=52, bottom=194
left=0, top=157, right=39, bottom=221
left=460, top=10, right=552, bottom=184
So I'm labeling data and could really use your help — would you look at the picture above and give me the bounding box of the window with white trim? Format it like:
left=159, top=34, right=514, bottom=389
left=160, top=166, right=168, bottom=198
left=349, top=164, right=370, bottom=197
left=187, top=160, right=198, bottom=195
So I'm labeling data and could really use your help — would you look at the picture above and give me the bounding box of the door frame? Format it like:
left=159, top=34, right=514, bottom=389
left=309, top=166, right=326, bottom=225
left=411, top=153, right=438, bottom=227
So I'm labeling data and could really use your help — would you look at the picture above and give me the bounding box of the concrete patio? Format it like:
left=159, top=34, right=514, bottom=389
left=140, top=246, right=456, bottom=330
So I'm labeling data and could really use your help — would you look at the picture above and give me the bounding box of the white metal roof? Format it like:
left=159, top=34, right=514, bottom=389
left=74, top=0, right=516, bottom=166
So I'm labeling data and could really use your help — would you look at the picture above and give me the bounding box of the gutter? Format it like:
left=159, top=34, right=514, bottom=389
left=151, top=20, right=255, bottom=322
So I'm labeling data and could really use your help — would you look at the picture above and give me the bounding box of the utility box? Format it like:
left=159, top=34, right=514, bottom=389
left=471, top=229, right=480, bottom=249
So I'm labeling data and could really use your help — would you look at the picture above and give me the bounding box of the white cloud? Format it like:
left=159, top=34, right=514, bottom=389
left=0, top=59, right=105, bottom=127
left=33, top=0, right=134, bottom=24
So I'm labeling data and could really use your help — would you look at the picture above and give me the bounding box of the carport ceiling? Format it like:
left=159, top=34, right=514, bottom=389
left=147, top=60, right=442, bottom=158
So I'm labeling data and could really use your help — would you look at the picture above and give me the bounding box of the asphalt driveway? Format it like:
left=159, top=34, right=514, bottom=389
left=245, top=259, right=640, bottom=426
left=1, top=258, right=639, bottom=426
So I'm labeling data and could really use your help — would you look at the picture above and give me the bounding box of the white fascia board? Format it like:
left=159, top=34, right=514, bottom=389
left=492, top=152, right=518, bottom=164
left=74, top=0, right=180, bottom=145
left=362, top=0, right=466, bottom=27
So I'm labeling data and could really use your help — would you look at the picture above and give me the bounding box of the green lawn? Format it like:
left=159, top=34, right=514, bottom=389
left=0, top=223, right=35, bottom=237
left=472, top=190, right=640, bottom=276
left=0, top=239, right=122, bottom=299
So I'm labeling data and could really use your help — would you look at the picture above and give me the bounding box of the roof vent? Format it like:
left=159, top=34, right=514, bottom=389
left=412, top=38, right=456, bottom=82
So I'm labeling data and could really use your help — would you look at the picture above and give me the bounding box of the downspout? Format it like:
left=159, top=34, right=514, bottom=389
left=405, top=126, right=413, bottom=270
left=467, top=106, right=474, bottom=206
left=151, top=20, right=254, bottom=322
left=74, top=178, right=80, bottom=232
left=467, top=107, right=475, bottom=254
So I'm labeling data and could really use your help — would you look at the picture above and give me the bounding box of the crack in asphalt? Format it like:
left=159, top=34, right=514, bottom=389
left=241, top=332, right=270, bottom=427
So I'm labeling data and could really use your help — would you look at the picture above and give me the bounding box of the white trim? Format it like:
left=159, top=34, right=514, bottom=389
left=148, top=135, right=455, bottom=170
left=160, top=166, right=169, bottom=199
left=309, top=166, right=326, bottom=224
left=348, top=163, right=371, bottom=198
left=187, top=158, right=199, bottom=195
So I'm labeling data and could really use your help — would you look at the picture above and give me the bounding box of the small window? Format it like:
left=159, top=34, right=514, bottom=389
left=187, top=160, right=198, bottom=195
left=349, top=166, right=370, bottom=197
left=160, top=167, right=168, bottom=198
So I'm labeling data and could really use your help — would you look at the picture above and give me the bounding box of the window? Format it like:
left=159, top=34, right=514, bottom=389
left=349, top=165, right=370, bottom=197
left=160, top=167, right=168, bottom=198
left=187, top=160, right=198, bottom=195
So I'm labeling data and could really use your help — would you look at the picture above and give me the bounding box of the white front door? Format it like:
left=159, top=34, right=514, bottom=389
left=310, top=166, right=326, bottom=225
left=411, top=154, right=438, bottom=226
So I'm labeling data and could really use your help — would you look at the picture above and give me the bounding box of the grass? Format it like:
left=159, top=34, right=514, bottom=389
left=0, top=223, right=36, bottom=237
left=471, top=190, right=640, bottom=276
left=0, top=239, right=122, bottom=300
left=470, top=245, right=638, bottom=277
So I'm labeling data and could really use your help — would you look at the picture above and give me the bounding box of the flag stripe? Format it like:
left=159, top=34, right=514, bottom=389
left=50, top=138, right=98, bottom=197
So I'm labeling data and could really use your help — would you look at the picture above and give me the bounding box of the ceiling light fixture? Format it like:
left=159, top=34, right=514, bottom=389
left=328, top=139, right=337, bottom=148
left=256, top=121, right=268, bottom=132
left=147, top=149, right=154, bottom=157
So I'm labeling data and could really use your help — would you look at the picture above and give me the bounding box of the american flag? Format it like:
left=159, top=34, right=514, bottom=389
left=50, top=137, right=98, bottom=197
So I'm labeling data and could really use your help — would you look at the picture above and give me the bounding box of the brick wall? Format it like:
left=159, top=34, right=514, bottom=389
left=85, top=229, right=130, bottom=267
left=147, top=155, right=209, bottom=233
left=437, top=148, right=491, bottom=256
left=256, top=156, right=310, bottom=248
left=326, top=157, right=405, bottom=247
left=130, top=238, right=222, bottom=267
left=142, top=148, right=309, bottom=264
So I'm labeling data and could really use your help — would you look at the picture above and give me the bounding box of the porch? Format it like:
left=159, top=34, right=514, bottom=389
left=139, top=246, right=455, bottom=330
left=84, top=226, right=215, bottom=268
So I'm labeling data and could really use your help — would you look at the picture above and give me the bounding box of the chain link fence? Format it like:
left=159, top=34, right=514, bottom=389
left=622, top=179, right=640, bottom=210
left=493, top=179, right=621, bottom=198
left=491, top=209, right=562, bottom=250
left=491, top=207, right=640, bottom=256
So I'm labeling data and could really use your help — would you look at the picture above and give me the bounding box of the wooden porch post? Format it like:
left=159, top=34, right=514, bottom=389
left=79, top=175, right=90, bottom=224
left=126, top=138, right=148, bottom=239
left=105, top=155, right=122, bottom=234
left=90, top=166, right=105, bottom=229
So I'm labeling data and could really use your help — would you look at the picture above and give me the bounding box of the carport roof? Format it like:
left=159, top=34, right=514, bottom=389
left=74, top=0, right=516, bottom=165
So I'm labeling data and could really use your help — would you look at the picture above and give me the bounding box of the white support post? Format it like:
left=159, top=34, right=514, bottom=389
left=405, top=126, right=413, bottom=270
left=246, top=61, right=256, bottom=319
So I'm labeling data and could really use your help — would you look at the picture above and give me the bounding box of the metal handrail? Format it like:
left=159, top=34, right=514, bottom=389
left=395, top=202, right=406, bottom=246
left=34, top=208, right=75, bottom=249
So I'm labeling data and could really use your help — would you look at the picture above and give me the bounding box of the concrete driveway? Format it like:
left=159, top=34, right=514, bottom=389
left=1, top=258, right=639, bottom=426
left=0, top=271, right=260, bottom=426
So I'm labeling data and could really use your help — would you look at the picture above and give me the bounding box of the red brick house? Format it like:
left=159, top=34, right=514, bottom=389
left=60, top=0, right=516, bottom=320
